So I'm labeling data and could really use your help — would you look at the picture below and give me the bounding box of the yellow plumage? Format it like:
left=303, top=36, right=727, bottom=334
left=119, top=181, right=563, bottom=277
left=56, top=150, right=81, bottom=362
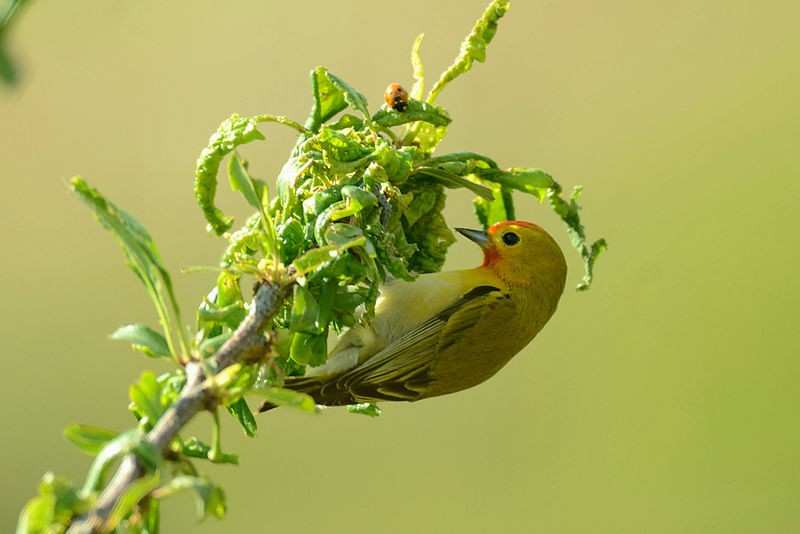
left=276, top=220, right=567, bottom=407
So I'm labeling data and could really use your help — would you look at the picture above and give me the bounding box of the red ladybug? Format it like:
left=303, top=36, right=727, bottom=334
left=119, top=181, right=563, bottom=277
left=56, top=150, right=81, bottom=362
left=384, top=82, right=409, bottom=112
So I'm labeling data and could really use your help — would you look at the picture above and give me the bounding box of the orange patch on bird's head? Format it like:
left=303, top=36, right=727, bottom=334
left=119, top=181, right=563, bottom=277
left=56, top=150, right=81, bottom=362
left=479, top=220, right=567, bottom=289
left=488, top=220, right=545, bottom=235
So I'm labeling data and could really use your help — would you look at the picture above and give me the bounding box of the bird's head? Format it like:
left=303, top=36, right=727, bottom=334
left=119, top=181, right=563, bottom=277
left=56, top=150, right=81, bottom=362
left=456, top=221, right=567, bottom=291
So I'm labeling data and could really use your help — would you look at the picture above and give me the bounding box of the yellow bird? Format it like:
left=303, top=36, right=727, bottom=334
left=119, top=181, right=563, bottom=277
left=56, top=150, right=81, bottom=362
left=273, top=220, right=567, bottom=408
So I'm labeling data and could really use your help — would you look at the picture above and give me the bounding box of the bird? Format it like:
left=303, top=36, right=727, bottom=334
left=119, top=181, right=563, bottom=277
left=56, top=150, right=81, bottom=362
left=264, top=220, right=567, bottom=410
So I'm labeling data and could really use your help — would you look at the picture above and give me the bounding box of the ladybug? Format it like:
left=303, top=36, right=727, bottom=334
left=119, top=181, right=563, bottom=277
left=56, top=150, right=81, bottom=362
left=384, top=82, right=409, bottom=112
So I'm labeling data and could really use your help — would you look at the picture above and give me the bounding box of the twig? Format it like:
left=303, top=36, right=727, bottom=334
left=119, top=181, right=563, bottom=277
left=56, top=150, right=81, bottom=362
left=67, top=281, right=289, bottom=534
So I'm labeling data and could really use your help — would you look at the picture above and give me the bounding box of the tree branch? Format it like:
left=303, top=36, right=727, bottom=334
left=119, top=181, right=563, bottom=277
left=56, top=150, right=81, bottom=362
left=67, top=281, right=290, bottom=534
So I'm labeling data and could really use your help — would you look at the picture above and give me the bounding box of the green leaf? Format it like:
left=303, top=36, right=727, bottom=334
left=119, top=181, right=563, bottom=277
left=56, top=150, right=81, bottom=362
left=546, top=185, right=607, bottom=290
left=290, top=284, right=323, bottom=334
left=277, top=218, right=305, bottom=264
left=404, top=188, right=438, bottom=227
left=130, top=371, right=165, bottom=428
left=250, top=386, right=318, bottom=413
left=303, top=188, right=343, bottom=219
left=71, top=177, right=185, bottom=358
left=372, top=99, right=451, bottom=128
left=341, top=185, right=378, bottom=211
left=2, top=1, right=29, bottom=29
left=324, top=223, right=365, bottom=247
left=180, top=437, right=239, bottom=465
left=409, top=33, right=425, bottom=100
left=289, top=331, right=327, bottom=366
left=403, top=186, right=456, bottom=273
left=375, top=143, right=414, bottom=183
left=428, top=0, right=511, bottom=103
left=153, top=475, right=226, bottom=520
left=422, top=151, right=498, bottom=170
left=197, top=301, right=246, bottom=331
left=413, top=167, right=494, bottom=200
left=346, top=403, right=383, bottom=417
left=476, top=167, right=554, bottom=200
left=0, top=39, right=17, bottom=86
left=226, top=398, right=257, bottom=437
left=158, top=371, right=186, bottom=409
left=142, top=498, right=160, bottom=534
left=220, top=213, right=262, bottom=268
left=16, top=494, right=55, bottom=534
left=292, top=245, right=339, bottom=276
left=306, top=66, right=349, bottom=131
left=1, top=0, right=28, bottom=87
left=111, top=324, right=171, bottom=358
left=64, top=424, right=118, bottom=456
left=410, top=122, right=448, bottom=153
left=82, top=429, right=155, bottom=494
left=313, top=127, right=373, bottom=164
left=227, top=152, right=262, bottom=210
left=252, top=113, right=309, bottom=134
left=328, top=113, right=365, bottom=130
left=16, top=471, right=84, bottom=534
left=326, top=71, right=370, bottom=117
left=292, top=235, right=366, bottom=277
left=194, top=114, right=265, bottom=235
left=107, top=472, right=161, bottom=531
left=474, top=185, right=515, bottom=228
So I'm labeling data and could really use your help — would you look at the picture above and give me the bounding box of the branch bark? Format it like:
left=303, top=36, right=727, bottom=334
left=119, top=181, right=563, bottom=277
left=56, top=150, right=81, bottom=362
left=67, top=281, right=289, bottom=534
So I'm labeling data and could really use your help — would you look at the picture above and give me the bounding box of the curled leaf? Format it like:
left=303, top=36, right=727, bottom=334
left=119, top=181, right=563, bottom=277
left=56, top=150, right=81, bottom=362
left=547, top=185, right=607, bottom=290
left=194, top=114, right=265, bottom=235
left=428, top=0, right=511, bottom=103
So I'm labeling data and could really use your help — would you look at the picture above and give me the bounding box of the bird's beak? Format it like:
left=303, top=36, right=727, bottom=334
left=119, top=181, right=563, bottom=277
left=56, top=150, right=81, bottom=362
left=455, top=227, right=490, bottom=250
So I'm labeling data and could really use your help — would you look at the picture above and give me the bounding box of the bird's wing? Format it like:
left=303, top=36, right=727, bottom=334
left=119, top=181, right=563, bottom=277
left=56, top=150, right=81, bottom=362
left=327, top=284, right=506, bottom=403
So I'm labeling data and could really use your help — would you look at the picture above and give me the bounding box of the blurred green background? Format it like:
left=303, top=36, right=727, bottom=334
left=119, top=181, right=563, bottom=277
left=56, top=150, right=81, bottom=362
left=2, top=1, right=799, bottom=532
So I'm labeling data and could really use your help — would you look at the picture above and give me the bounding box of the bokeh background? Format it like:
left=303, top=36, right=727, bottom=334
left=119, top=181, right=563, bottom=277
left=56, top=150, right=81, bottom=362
left=2, top=1, right=799, bottom=532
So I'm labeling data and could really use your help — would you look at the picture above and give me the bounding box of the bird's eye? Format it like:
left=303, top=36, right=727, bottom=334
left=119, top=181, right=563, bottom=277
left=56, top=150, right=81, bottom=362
left=502, top=232, right=520, bottom=246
